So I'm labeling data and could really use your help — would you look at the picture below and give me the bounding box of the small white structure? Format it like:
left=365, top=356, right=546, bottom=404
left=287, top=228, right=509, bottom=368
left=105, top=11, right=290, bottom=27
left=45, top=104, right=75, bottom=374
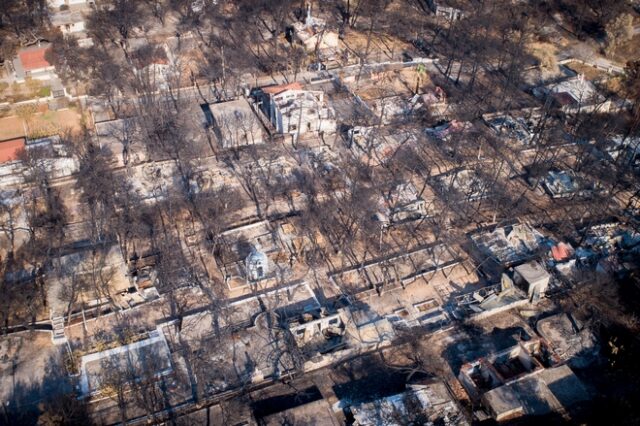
left=513, top=261, right=551, bottom=301
left=435, top=5, right=464, bottom=20
left=245, top=245, right=269, bottom=281
left=48, top=0, right=91, bottom=7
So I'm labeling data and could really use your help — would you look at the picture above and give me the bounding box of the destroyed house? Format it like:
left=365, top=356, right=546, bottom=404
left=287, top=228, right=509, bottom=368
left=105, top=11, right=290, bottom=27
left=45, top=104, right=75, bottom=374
left=79, top=330, right=173, bottom=397
left=376, top=182, right=429, bottom=225
left=433, top=168, right=490, bottom=202
left=470, top=223, right=546, bottom=269
left=348, top=126, right=417, bottom=166
left=453, top=273, right=529, bottom=320
left=542, top=170, right=600, bottom=199
left=366, top=94, right=424, bottom=125
left=536, top=313, right=598, bottom=367
left=262, top=397, right=340, bottom=426
left=425, top=120, right=471, bottom=141
left=349, top=381, right=469, bottom=426
left=458, top=339, right=587, bottom=422
left=602, top=135, right=640, bottom=168
left=288, top=310, right=347, bottom=356
left=206, top=98, right=266, bottom=148
left=458, top=340, right=586, bottom=422
left=330, top=243, right=460, bottom=296
left=484, top=114, right=535, bottom=146
left=159, top=283, right=320, bottom=393
left=479, top=364, right=588, bottom=422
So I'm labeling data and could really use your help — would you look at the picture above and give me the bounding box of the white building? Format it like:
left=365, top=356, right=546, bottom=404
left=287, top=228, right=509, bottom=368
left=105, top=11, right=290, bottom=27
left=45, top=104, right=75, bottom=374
left=50, top=5, right=88, bottom=35
left=258, top=82, right=336, bottom=141
left=48, top=0, right=91, bottom=7
left=512, top=261, right=551, bottom=301
left=245, top=246, right=269, bottom=281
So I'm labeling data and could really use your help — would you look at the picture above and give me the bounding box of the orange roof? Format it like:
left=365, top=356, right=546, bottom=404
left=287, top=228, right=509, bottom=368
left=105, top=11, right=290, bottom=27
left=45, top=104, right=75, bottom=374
left=0, top=138, right=26, bottom=163
left=551, top=242, right=573, bottom=261
left=19, top=47, right=51, bottom=71
left=262, top=82, right=303, bottom=95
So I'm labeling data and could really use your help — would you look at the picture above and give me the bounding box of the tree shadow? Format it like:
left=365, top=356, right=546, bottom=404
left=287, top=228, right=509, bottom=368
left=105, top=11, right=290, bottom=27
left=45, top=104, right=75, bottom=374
left=2, top=350, right=92, bottom=426
left=441, top=324, right=530, bottom=375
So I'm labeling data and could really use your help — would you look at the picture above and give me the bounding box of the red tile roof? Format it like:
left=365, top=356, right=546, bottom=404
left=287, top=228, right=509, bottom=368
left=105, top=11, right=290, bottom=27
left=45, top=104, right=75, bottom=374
left=19, top=47, right=51, bottom=71
left=262, top=82, right=303, bottom=95
left=552, top=92, right=576, bottom=106
left=0, top=138, right=26, bottom=163
left=551, top=242, right=573, bottom=262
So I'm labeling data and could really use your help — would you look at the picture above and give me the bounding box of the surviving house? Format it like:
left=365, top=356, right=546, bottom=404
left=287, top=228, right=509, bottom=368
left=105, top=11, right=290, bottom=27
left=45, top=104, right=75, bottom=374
left=433, top=2, right=465, bottom=21
left=0, top=138, right=26, bottom=163
left=511, top=261, right=551, bottom=301
left=534, top=75, right=610, bottom=114
left=255, top=82, right=336, bottom=141
left=10, top=43, right=56, bottom=83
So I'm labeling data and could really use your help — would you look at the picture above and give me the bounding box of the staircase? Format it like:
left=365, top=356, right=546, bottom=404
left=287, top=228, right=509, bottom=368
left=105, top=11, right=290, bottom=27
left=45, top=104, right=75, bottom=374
left=51, top=314, right=67, bottom=345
